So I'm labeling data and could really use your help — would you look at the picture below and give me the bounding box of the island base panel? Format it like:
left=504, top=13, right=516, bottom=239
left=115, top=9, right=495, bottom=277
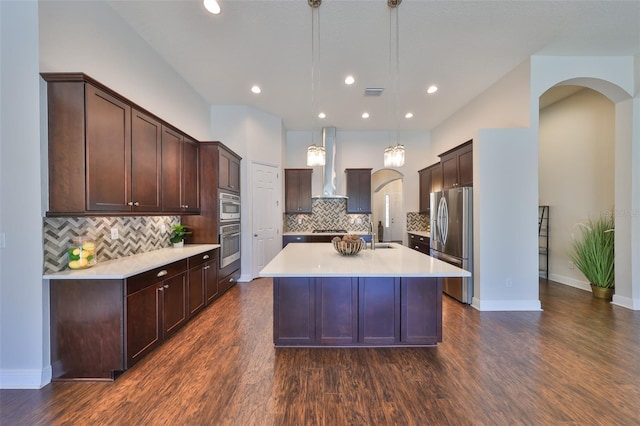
left=273, top=276, right=442, bottom=347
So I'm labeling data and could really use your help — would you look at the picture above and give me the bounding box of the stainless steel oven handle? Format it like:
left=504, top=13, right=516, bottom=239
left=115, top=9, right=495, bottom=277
left=222, top=232, right=241, bottom=238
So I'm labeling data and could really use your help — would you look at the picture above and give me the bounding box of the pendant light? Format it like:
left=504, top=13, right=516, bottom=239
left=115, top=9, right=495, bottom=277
left=383, top=0, right=405, bottom=168
left=306, top=0, right=325, bottom=167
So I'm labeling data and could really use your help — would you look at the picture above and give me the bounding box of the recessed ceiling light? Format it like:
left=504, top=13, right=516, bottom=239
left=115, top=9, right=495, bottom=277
left=427, top=85, right=438, bottom=94
left=362, top=112, right=370, bottom=119
left=318, top=112, right=326, bottom=119
left=345, top=75, right=355, bottom=85
left=405, top=112, right=414, bottom=119
left=203, top=0, right=221, bottom=14
left=251, top=85, right=261, bottom=94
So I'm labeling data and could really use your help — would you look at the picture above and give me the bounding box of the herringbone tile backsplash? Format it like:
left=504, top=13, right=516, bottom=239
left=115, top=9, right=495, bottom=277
left=285, top=198, right=370, bottom=232
left=407, top=212, right=429, bottom=232
left=43, top=216, right=180, bottom=273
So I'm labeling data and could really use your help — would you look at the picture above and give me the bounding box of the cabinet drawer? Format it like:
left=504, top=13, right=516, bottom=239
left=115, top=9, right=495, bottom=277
left=187, top=249, right=216, bottom=269
left=126, top=259, right=187, bottom=295
left=408, top=234, right=430, bottom=254
left=219, top=268, right=240, bottom=294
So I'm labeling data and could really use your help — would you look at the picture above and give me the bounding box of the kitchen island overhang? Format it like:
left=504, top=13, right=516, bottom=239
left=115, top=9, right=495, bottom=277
left=260, top=243, right=470, bottom=347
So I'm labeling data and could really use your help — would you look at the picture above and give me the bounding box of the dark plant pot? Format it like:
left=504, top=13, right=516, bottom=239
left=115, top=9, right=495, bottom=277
left=590, top=284, right=614, bottom=301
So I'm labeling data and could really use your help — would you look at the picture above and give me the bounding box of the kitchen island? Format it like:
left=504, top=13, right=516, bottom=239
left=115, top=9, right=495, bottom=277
left=259, top=242, right=470, bottom=347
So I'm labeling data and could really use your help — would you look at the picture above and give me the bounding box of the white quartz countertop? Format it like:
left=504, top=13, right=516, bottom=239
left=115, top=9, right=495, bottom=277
left=408, top=231, right=430, bottom=238
left=43, top=244, right=219, bottom=280
left=260, top=243, right=470, bottom=278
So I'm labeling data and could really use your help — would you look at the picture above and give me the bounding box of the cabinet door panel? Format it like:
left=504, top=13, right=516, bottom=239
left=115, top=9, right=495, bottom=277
left=419, top=169, right=431, bottom=213
left=273, top=277, right=315, bottom=345
left=458, top=146, right=473, bottom=187
left=401, top=277, right=442, bottom=344
left=431, top=166, right=443, bottom=193
left=182, top=137, right=200, bottom=212
left=126, top=284, right=162, bottom=368
left=85, top=85, right=131, bottom=211
left=163, top=273, right=187, bottom=337
left=161, top=126, right=183, bottom=211
left=188, top=266, right=205, bottom=317
left=441, top=154, right=458, bottom=189
left=316, top=277, right=358, bottom=345
left=358, top=277, right=400, bottom=344
left=131, top=109, right=161, bottom=211
left=204, top=261, right=219, bottom=304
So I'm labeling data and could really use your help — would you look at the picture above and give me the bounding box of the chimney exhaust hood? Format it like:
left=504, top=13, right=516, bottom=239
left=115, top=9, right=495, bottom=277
left=312, top=127, right=347, bottom=199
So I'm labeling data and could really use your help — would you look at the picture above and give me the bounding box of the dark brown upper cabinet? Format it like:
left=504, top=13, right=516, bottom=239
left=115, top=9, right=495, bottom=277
left=418, top=162, right=441, bottom=213
left=285, top=169, right=313, bottom=214
left=161, top=126, right=199, bottom=213
left=439, top=140, right=472, bottom=189
left=219, top=148, right=241, bottom=193
left=42, top=72, right=199, bottom=216
left=345, top=168, right=372, bottom=214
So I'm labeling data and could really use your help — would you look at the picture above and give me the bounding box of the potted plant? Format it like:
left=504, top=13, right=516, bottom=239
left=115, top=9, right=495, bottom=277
left=568, top=213, right=615, bottom=300
left=170, top=224, right=191, bottom=248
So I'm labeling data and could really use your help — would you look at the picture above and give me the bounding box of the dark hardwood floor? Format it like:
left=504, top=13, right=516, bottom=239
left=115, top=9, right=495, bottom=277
left=2, top=279, right=639, bottom=425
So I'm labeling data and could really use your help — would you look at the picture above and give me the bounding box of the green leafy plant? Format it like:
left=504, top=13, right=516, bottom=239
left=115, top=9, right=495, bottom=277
left=569, top=214, right=615, bottom=288
left=170, top=224, right=192, bottom=244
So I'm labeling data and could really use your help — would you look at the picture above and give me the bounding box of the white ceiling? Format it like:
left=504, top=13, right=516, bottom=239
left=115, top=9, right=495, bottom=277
left=108, top=0, right=640, bottom=132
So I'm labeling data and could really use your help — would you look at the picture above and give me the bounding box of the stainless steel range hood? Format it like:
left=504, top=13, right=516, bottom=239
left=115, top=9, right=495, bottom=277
left=312, top=127, right=347, bottom=199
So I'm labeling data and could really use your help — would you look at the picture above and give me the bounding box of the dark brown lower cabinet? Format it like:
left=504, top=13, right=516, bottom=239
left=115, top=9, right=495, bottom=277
left=50, top=253, right=222, bottom=382
left=317, top=277, right=358, bottom=345
left=273, top=276, right=442, bottom=347
left=273, top=277, right=316, bottom=346
left=359, top=277, right=400, bottom=345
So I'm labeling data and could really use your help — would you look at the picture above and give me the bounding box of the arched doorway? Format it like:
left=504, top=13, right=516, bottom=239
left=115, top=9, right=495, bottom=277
left=371, top=169, right=404, bottom=243
left=536, top=77, right=633, bottom=305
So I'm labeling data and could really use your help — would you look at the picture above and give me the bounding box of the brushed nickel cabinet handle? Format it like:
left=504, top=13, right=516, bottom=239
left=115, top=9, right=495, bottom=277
left=203, top=254, right=210, bottom=260
left=127, top=201, right=133, bottom=206
left=134, top=201, right=139, bottom=206
left=157, top=270, right=168, bottom=277
left=163, top=284, right=169, bottom=289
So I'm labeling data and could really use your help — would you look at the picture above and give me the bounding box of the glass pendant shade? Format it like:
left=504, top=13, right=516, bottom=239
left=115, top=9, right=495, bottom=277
left=307, top=145, right=326, bottom=166
left=384, top=144, right=405, bottom=167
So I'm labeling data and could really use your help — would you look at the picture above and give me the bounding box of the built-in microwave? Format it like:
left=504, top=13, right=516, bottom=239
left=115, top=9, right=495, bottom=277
left=219, top=192, right=240, bottom=222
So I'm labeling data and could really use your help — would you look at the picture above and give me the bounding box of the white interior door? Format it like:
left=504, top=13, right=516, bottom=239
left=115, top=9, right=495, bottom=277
left=385, top=180, right=403, bottom=241
left=251, top=163, right=279, bottom=278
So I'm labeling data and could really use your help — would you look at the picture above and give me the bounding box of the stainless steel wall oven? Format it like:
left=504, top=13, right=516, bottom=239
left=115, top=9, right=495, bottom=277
left=219, top=192, right=241, bottom=222
left=219, top=223, right=241, bottom=268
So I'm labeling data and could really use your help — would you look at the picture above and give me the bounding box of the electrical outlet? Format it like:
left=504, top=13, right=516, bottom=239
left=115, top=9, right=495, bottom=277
left=160, top=224, right=166, bottom=234
left=111, top=228, right=119, bottom=240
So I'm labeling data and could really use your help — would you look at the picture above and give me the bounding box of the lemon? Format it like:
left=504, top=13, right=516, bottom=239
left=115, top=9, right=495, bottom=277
left=78, top=258, right=89, bottom=267
left=81, top=250, right=91, bottom=259
left=72, top=248, right=80, bottom=256
left=82, top=242, right=95, bottom=251
left=68, top=260, right=80, bottom=269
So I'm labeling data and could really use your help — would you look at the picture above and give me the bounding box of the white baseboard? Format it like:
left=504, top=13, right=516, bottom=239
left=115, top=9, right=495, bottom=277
left=238, top=273, right=253, bottom=282
left=471, top=297, right=542, bottom=311
left=548, top=273, right=591, bottom=292
left=611, top=294, right=640, bottom=310
left=0, top=365, right=51, bottom=389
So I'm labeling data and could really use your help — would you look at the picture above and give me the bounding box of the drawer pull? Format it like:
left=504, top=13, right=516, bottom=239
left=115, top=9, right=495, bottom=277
left=163, top=284, right=169, bottom=289
left=203, top=254, right=210, bottom=260
left=204, top=265, right=210, bottom=270
left=157, top=270, right=168, bottom=278
left=296, top=237, right=302, bottom=240
left=414, top=246, right=420, bottom=249
left=419, top=237, right=424, bottom=241
left=229, top=278, right=234, bottom=283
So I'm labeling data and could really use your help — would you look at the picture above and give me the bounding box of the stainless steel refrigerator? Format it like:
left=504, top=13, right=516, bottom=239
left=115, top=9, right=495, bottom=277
left=430, top=187, right=473, bottom=304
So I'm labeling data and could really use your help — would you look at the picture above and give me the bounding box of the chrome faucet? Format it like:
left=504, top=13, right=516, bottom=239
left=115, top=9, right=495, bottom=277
left=369, top=221, right=376, bottom=250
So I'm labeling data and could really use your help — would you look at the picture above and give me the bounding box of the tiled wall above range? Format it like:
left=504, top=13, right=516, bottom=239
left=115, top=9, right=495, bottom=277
left=285, top=198, right=370, bottom=233
left=43, top=216, right=180, bottom=274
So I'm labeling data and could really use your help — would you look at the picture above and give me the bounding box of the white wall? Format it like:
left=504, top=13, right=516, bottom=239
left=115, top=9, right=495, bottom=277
left=539, top=88, right=615, bottom=290
left=39, top=1, right=211, bottom=140
left=430, top=59, right=540, bottom=310
left=474, top=128, right=540, bottom=310
left=0, top=1, right=49, bottom=388
left=211, top=105, right=285, bottom=281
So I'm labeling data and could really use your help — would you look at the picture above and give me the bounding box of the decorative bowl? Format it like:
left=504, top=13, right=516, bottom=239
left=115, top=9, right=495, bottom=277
left=332, top=236, right=366, bottom=256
